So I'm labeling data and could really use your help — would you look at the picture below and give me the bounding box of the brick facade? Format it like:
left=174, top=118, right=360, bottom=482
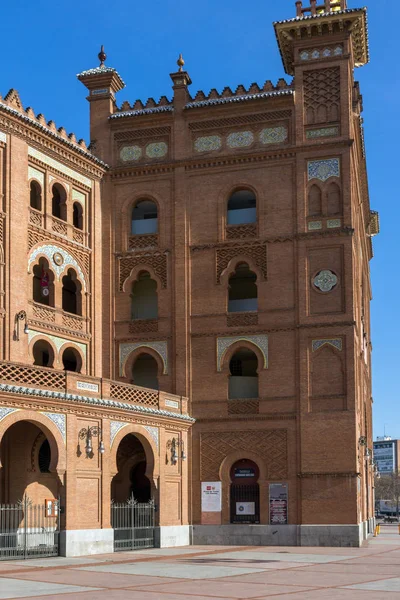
left=0, top=0, right=377, bottom=553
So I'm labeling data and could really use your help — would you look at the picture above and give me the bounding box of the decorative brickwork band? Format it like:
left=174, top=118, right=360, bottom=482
left=303, top=67, right=340, bottom=125
left=119, top=252, right=167, bottom=290
left=28, top=244, right=87, bottom=291
left=216, top=241, right=267, bottom=283
left=110, top=421, right=128, bottom=447
left=217, top=335, right=268, bottom=371
left=41, top=412, right=66, bottom=443
left=312, top=339, right=343, bottom=352
left=119, top=341, right=168, bottom=376
left=200, top=429, right=287, bottom=481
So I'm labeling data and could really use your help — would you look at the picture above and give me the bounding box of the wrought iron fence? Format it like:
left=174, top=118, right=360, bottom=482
left=0, top=497, right=59, bottom=560
left=111, top=496, right=155, bottom=551
left=230, top=484, right=260, bottom=524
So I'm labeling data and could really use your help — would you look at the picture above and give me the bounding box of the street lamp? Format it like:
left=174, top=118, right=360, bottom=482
left=14, top=310, right=29, bottom=341
left=78, top=426, right=104, bottom=459
left=166, top=438, right=186, bottom=465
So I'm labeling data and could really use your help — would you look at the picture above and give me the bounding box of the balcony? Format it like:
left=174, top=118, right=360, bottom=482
left=0, top=361, right=187, bottom=415
left=29, top=301, right=88, bottom=335
left=28, top=209, right=89, bottom=247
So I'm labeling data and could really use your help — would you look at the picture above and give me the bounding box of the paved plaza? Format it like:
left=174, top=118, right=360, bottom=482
left=0, top=525, right=400, bottom=599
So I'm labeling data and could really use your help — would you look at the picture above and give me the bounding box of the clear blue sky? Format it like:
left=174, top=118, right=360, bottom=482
left=1, top=1, right=396, bottom=438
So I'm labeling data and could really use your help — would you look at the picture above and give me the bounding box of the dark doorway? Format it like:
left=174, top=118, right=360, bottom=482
left=230, top=458, right=260, bottom=524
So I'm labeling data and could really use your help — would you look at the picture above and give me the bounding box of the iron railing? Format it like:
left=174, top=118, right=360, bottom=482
left=111, top=496, right=155, bottom=551
left=0, top=497, right=59, bottom=560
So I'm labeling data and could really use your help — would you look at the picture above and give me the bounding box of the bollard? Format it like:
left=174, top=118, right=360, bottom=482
left=398, top=524, right=400, bottom=535
left=377, top=524, right=381, bottom=535
left=373, top=526, right=377, bottom=537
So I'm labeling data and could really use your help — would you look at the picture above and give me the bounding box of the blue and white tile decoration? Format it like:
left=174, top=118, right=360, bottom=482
left=308, top=158, right=340, bottom=182
left=42, top=412, right=66, bottom=443
left=120, top=146, right=142, bottom=162
left=146, top=142, right=168, bottom=158
left=227, top=131, right=254, bottom=148
left=194, top=135, right=222, bottom=153
left=312, top=339, right=342, bottom=352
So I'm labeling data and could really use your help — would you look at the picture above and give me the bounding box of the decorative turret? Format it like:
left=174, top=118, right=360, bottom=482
left=77, top=47, right=125, bottom=162
left=274, top=1, right=368, bottom=75
left=170, top=54, right=192, bottom=109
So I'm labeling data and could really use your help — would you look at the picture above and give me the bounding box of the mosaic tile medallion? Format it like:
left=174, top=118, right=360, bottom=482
left=146, top=142, right=168, bottom=159
left=259, top=126, right=287, bottom=145
left=313, top=269, right=338, bottom=292
left=327, top=219, right=341, bottom=228
left=194, top=135, right=222, bottom=153
left=334, top=46, right=343, bottom=55
left=300, top=51, right=309, bottom=61
left=120, top=145, right=142, bottom=162
left=227, top=131, right=254, bottom=148
left=308, top=158, right=340, bottom=182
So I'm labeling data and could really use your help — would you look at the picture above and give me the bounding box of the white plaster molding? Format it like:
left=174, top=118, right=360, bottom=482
left=119, top=341, right=168, bottom=376
left=0, top=131, right=6, bottom=144
left=28, top=329, right=87, bottom=360
left=144, top=425, right=159, bottom=449
left=72, top=189, right=86, bottom=208
left=217, top=335, right=268, bottom=371
left=28, top=166, right=44, bottom=185
left=28, top=244, right=87, bottom=291
left=28, top=147, right=92, bottom=188
left=0, top=407, right=18, bottom=421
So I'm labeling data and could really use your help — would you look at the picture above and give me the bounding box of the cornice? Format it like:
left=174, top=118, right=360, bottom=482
left=197, top=413, right=296, bottom=423
left=191, top=320, right=355, bottom=338
left=0, top=383, right=195, bottom=424
left=28, top=319, right=91, bottom=341
left=0, top=104, right=108, bottom=175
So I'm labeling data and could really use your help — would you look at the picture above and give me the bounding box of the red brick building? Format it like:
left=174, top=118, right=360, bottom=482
left=0, top=0, right=377, bottom=556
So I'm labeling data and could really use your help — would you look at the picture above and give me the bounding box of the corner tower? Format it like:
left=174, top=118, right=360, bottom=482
left=275, top=0, right=377, bottom=539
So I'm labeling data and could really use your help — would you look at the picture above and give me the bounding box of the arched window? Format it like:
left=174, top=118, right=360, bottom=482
left=228, top=263, right=257, bottom=312
left=62, top=269, right=82, bottom=315
left=32, top=258, right=54, bottom=307
left=131, top=200, right=158, bottom=235
left=73, top=202, right=84, bottom=230
left=227, top=190, right=256, bottom=225
left=327, top=182, right=342, bottom=215
left=38, top=439, right=51, bottom=473
left=30, top=181, right=42, bottom=211
left=229, top=348, right=259, bottom=399
left=308, top=185, right=322, bottom=216
left=132, top=353, right=159, bottom=390
left=52, top=184, right=67, bottom=221
left=62, top=347, right=81, bottom=372
left=131, top=272, right=158, bottom=320
left=32, top=340, right=54, bottom=368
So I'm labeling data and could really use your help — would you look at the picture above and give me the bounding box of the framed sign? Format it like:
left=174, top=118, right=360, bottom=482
left=236, top=501, right=255, bottom=516
left=45, top=498, right=58, bottom=518
left=201, top=482, right=222, bottom=512
left=234, top=468, right=256, bottom=478
left=269, top=483, right=288, bottom=525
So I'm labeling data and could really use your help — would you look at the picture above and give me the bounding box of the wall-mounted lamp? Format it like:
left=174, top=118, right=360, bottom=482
left=166, top=437, right=186, bottom=465
left=78, top=425, right=104, bottom=459
left=14, top=310, right=29, bottom=341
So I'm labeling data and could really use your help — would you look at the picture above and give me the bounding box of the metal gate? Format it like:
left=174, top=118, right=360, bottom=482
left=230, top=484, right=260, bottom=524
left=0, top=497, right=60, bottom=560
left=111, top=496, right=155, bottom=551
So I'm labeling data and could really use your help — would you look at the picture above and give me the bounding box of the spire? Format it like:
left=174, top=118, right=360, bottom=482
left=98, top=45, right=107, bottom=67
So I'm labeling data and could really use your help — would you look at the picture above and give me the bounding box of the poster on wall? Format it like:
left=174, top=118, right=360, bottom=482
left=201, top=482, right=222, bottom=512
left=236, top=501, right=255, bottom=515
left=269, top=483, right=288, bottom=525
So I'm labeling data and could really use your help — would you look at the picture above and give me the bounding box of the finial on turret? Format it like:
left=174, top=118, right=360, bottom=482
left=177, top=54, right=185, bottom=72
left=98, top=45, right=107, bottom=67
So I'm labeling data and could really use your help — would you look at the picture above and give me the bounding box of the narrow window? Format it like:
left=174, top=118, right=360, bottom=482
left=131, top=200, right=158, bottom=235
left=308, top=185, right=322, bottom=216
left=131, top=272, right=158, bottom=320
left=228, top=263, right=257, bottom=313
left=52, top=184, right=67, bottom=221
left=227, top=190, right=256, bottom=225
left=327, top=182, right=342, bottom=215
left=32, top=259, right=54, bottom=307
left=73, top=202, right=84, bottom=230
left=38, top=439, right=51, bottom=473
left=229, top=349, right=259, bottom=399
left=30, top=181, right=42, bottom=210
left=62, top=269, right=81, bottom=315
left=132, top=353, right=159, bottom=390
left=32, top=340, right=54, bottom=367
left=62, top=347, right=81, bottom=372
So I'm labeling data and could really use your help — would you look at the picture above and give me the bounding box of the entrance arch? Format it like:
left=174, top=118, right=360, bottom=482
left=111, top=433, right=154, bottom=502
left=230, top=459, right=260, bottom=524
